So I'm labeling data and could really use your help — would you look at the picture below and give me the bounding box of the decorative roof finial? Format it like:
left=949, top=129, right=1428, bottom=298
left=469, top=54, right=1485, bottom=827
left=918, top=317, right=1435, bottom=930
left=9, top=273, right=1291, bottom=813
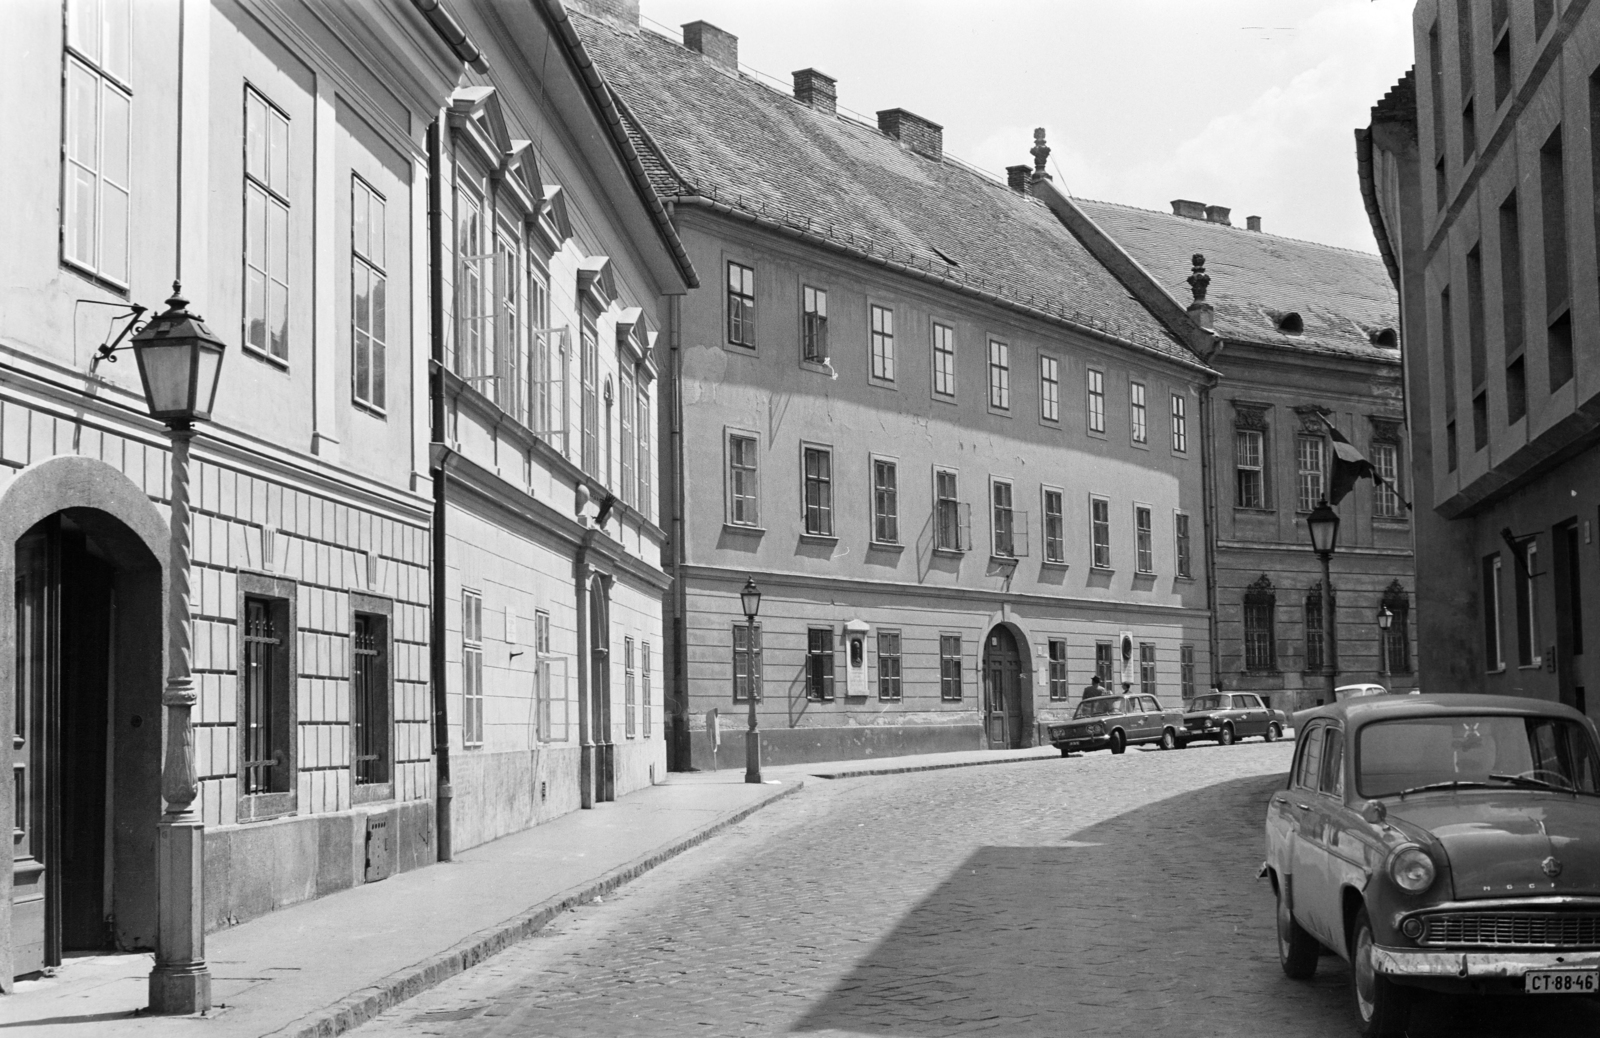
left=1187, top=253, right=1210, bottom=304
left=1031, top=127, right=1051, bottom=178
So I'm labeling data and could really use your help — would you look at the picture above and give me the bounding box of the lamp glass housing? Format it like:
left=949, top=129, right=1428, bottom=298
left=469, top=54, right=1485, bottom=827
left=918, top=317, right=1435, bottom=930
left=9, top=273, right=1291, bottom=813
left=130, top=289, right=228, bottom=423
left=740, top=577, right=761, bottom=621
left=1306, top=499, right=1341, bottom=556
left=1378, top=606, right=1394, bottom=631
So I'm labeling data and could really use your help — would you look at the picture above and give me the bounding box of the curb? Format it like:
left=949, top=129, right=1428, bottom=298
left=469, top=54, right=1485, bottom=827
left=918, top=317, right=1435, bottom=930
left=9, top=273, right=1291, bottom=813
left=809, top=751, right=1061, bottom=780
left=266, top=779, right=803, bottom=1038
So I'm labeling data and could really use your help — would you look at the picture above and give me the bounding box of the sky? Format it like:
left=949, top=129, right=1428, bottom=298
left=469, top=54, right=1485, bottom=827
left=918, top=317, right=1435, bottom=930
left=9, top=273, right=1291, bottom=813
left=634, top=0, right=1418, bottom=253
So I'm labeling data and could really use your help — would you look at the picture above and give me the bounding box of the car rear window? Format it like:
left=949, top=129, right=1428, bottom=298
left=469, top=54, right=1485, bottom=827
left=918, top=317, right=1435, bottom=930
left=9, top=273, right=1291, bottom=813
left=1074, top=697, right=1125, bottom=718
left=1358, top=715, right=1600, bottom=798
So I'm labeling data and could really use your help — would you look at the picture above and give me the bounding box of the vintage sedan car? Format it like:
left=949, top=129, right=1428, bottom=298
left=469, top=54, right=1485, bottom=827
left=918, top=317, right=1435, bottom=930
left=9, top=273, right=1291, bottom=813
left=1183, top=692, right=1286, bottom=745
left=1263, top=694, right=1600, bottom=1036
left=1335, top=682, right=1392, bottom=702
left=1047, top=693, right=1186, bottom=756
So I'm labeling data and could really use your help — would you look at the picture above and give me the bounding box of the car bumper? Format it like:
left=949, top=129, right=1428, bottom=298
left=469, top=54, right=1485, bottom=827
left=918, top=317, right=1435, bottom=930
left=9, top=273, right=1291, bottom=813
left=1371, top=946, right=1600, bottom=978
left=1052, top=735, right=1109, bottom=752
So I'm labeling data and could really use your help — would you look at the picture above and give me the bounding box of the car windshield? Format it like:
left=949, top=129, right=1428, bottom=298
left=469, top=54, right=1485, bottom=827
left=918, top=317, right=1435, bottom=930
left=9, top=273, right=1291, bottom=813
left=1190, top=696, right=1220, bottom=712
left=1074, top=697, right=1125, bottom=718
left=1358, top=715, right=1600, bottom=797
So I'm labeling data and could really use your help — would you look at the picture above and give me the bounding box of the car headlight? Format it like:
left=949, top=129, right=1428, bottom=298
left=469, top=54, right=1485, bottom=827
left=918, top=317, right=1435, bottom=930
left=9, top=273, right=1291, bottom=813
left=1388, top=845, right=1436, bottom=893
left=1089, top=722, right=1105, bottom=735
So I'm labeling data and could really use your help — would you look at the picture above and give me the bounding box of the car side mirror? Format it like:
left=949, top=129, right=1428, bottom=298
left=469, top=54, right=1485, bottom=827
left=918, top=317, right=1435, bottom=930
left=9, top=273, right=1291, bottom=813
left=1360, top=800, right=1387, bottom=824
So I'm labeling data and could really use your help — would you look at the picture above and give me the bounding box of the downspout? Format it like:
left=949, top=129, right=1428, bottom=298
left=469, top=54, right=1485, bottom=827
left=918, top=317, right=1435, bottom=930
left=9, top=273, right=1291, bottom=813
left=1200, top=379, right=1221, bottom=693
left=427, top=118, right=453, bottom=862
left=574, top=531, right=594, bottom=808
left=667, top=289, right=688, bottom=770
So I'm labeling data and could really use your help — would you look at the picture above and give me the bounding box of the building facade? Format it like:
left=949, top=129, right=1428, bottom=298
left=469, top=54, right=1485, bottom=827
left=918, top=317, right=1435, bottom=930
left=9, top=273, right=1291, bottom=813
left=1362, top=0, right=1600, bottom=713
left=1075, top=200, right=1415, bottom=710
left=573, top=4, right=1218, bottom=768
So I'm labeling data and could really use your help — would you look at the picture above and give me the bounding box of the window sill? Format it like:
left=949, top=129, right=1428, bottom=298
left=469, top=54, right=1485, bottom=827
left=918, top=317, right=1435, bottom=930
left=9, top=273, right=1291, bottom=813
left=1130, top=439, right=1150, bottom=451
left=353, top=399, right=388, bottom=420
left=798, top=532, right=838, bottom=545
left=1087, top=428, right=1107, bottom=439
left=62, top=258, right=130, bottom=296
left=1373, top=515, right=1410, bottom=525
left=243, top=344, right=291, bottom=371
left=723, top=522, right=766, bottom=535
left=237, top=791, right=297, bottom=823
left=1174, top=574, right=1196, bottom=583
left=868, top=540, right=904, bottom=552
left=932, top=547, right=966, bottom=557
left=1234, top=507, right=1275, bottom=515
left=987, top=406, right=1013, bottom=419
left=1041, top=558, right=1069, bottom=568
left=1090, top=566, right=1114, bottom=574
left=352, top=781, right=394, bottom=806
left=724, top=341, right=757, bottom=354
left=868, top=377, right=898, bottom=390
left=989, top=554, right=1022, bottom=565
left=800, top=359, right=832, bottom=377
left=931, top=393, right=959, bottom=406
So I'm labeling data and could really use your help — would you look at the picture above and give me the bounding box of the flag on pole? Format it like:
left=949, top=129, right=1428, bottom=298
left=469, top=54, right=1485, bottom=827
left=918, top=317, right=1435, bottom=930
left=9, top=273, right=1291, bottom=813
left=1320, top=413, right=1375, bottom=506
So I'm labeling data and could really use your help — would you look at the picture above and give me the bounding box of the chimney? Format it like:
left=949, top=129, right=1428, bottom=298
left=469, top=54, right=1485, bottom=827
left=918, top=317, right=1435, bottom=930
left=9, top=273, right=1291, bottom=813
left=877, top=108, right=943, bottom=162
left=1171, top=199, right=1207, bottom=220
left=793, top=68, right=836, bottom=114
left=567, top=0, right=640, bottom=30
left=682, top=21, right=737, bottom=70
left=1246, top=215, right=1262, bottom=232
left=1006, top=165, right=1031, bottom=192
left=1205, top=205, right=1232, bottom=226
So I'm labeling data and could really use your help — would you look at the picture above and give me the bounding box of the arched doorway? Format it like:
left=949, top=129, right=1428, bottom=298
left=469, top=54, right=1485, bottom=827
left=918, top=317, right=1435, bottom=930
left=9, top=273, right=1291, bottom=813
left=983, top=626, right=1025, bottom=749
left=9, top=508, right=162, bottom=975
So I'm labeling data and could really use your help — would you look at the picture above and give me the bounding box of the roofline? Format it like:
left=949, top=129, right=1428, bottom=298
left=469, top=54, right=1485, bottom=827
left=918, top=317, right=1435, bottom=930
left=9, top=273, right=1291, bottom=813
left=1354, top=127, right=1401, bottom=288
left=535, top=0, right=699, bottom=289
left=669, top=192, right=1219, bottom=377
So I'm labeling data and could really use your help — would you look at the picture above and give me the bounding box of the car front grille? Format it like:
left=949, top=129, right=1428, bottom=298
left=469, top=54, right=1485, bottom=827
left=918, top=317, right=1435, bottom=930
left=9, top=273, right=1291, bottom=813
left=1419, top=911, right=1600, bottom=949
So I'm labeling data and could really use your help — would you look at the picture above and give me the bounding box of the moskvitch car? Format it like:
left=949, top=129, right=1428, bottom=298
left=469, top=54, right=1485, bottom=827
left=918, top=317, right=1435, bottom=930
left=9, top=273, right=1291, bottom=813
left=1264, top=694, right=1600, bottom=1036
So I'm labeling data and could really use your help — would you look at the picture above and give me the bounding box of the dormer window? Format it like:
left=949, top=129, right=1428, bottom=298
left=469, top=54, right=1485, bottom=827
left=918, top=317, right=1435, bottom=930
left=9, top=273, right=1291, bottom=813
left=1277, top=312, right=1303, bottom=335
left=1369, top=327, right=1398, bottom=348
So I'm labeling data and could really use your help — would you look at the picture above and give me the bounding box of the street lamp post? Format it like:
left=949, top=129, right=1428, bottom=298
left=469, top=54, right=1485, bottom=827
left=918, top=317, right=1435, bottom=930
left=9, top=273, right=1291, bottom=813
left=740, top=577, right=762, bottom=784
left=1378, top=605, right=1394, bottom=680
left=1306, top=497, right=1341, bottom=706
left=131, top=284, right=227, bottom=1015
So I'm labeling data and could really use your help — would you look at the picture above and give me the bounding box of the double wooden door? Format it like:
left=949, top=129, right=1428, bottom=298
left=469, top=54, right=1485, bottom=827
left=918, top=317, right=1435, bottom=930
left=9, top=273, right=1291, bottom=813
left=984, top=627, right=1024, bottom=749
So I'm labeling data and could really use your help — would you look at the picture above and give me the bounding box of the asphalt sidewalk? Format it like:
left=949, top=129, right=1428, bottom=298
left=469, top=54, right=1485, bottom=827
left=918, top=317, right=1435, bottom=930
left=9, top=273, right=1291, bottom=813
left=0, top=745, right=1058, bottom=1038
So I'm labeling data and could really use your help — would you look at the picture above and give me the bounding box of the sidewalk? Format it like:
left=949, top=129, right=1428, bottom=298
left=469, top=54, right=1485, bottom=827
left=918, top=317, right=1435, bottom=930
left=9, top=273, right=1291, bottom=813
left=0, top=744, right=1059, bottom=1038
left=0, top=773, right=799, bottom=1038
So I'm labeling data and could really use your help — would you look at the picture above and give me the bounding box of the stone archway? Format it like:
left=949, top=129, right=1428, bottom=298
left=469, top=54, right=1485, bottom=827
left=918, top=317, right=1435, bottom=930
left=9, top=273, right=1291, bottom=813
left=982, top=624, right=1030, bottom=749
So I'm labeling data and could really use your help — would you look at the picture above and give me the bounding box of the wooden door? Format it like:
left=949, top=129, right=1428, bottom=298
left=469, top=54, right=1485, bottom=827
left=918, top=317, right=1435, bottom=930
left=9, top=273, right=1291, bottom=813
left=984, top=628, right=1023, bottom=749
left=11, top=523, right=54, bottom=975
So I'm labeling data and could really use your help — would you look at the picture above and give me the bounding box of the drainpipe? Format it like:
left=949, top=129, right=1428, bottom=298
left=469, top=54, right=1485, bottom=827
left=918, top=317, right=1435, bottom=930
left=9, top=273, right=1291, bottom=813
left=667, top=291, right=688, bottom=770
left=575, top=531, right=594, bottom=808
left=426, top=117, right=453, bottom=862
left=1199, top=380, right=1221, bottom=698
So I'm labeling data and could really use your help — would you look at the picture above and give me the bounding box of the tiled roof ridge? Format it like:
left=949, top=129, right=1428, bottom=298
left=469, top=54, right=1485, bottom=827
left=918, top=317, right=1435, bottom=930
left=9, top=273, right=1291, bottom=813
left=1071, top=196, right=1385, bottom=261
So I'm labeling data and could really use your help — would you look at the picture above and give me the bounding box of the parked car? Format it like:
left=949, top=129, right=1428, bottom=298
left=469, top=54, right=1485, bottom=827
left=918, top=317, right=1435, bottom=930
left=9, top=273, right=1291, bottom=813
left=1047, top=693, right=1186, bottom=756
left=1263, top=694, right=1600, bottom=1036
left=1183, top=692, right=1287, bottom=745
left=1335, top=683, right=1392, bottom=702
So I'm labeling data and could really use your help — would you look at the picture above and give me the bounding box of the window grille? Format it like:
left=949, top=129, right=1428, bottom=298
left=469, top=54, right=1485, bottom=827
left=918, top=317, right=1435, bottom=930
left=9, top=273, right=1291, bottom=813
left=1305, top=582, right=1337, bottom=673
left=242, top=597, right=282, bottom=794
left=1244, top=578, right=1277, bottom=672
left=352, top=613, right=389, bottom=785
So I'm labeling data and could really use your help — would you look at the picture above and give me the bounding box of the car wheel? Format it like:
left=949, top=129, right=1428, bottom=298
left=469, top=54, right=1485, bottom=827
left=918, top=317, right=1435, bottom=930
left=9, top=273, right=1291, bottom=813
left=1109, top=731, right=1126, bottom=755
left=1159, top=728, right=1177, bottom=751
left=1276, top=881, right=1318, bottom=980
left=1219, top=725, right=1236, bottom=746
left=1265, top=722, right=1281, bottom=743
left=1352, top=907, right=1410, bottom=1037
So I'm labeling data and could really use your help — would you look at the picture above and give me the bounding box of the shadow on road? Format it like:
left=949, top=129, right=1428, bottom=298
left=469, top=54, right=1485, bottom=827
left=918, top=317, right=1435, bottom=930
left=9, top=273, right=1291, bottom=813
left=792, top=771, right=1600, bottom=1037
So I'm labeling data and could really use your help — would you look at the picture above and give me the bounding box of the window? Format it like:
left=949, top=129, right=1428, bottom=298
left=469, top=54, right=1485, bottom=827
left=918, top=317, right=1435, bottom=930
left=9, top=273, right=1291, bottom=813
left=1235, top=429, right=1265, bottom=508
left=535, top=610, right=555, bottom=741
left=1294, top=722, right=1325, bottom=790
left=636, top=381, right=652, bottom=521
left=727, top=261, right=755, bottom=347
left=351, top=610, right=390, bottom=789
left=1516, top=540, right=1539, bottom=667
left=806, top=627, right=835, bottom=702
left=641, top=641, right=653, bottom=738
left=1499, top=192, right=1524, bottom=357
left=624, top=637, right=636, bottom=738
left=1134, top=506, right=1154, bottom=574
left=932, top=321, right=956, bottom=399
left=580, top=318, right=599, bottom=476
left=1090, top=495, right=1111, bottom=569
left=1467, top=244, right=1486, bottom=388
left=1446, top=420, right=1459, bottom=471
left=494, top=232, right=518, bottom=412
left=1244, top=578, right=1277, bottom=672
left=1048, top=640, right=1069, bottom=701
left=1043, top=489, right=1064, bottom=563
left=1483, top=555, right=1504, bottom=671
left=1296, top=436, right=1325, bottom=512
left=241, top=592, right=294, bottom=802
left=619, top=362, right=635, bottom=505
left=1171, top=393, right=1188, bottom=452
left=802, top=285, right=828, bottom=362
left=988, top=339, right=1010, bottom=409
left=992, top=479, right=1016, bottom=558
left=462, top=590, right=484, bottom=747
left=732, top=622, right=763, bottom=702
left=935, top=469, right=967, bottom=551
left=872, top=457, right=898, bottom=544
left=802, top=445, right=833, bottom=536
left=877, top=630, right=902, bottom=702
left=1139, top=643, right=1156, bottom=697
left=727, top=433, right=759, bottom=526
left=351, top=177, right=387, bottom=410
left=1381, top=585, right=1412, bottom=675
left=870, top=304, right=895, bottom=381
left=1535, top=0, right=1554, bottom=35
left=940, top=635, right=963, bottom=701
left=245, top=88, right=291, bottom=361
left=1373, top=443, right=1402, bottom=517
left=1305, top=582, right=1336, bottom=673
left=1130, top=382, right=1147, bottom=443
left=1095, top=642, right=1114, bottom=686
left=1549, top=310, right=1574, bottom=391
left=1180, top=644, right=1196, bottom=699
left=1087, top=369, right=1106, bottom=433
left=527, top=259, right=552, bottom=435
left=62, top=0, right=131, bottom=285
left=1040, top=355, right=1060, bottom=422
left=1540, top=127, right=1567, bottom=326
left=1175, top=512, right=1192, bottom=578
left=1461, top=98, right=1476, bottom=161
left=1494, top=30, right=1511, bottom=107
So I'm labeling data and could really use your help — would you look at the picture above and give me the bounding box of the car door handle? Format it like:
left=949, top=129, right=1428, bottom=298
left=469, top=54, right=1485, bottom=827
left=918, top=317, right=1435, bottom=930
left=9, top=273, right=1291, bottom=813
left=1295, top=802, right=1310, bottom=811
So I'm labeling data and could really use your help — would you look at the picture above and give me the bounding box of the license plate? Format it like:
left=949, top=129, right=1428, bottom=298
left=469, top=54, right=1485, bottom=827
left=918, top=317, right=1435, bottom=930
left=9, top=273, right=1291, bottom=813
left=1524, top=969, right=1598, bottom=994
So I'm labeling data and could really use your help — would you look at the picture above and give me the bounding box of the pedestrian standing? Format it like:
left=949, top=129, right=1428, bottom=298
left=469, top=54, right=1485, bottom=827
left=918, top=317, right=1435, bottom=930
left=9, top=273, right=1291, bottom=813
left=1082, top=674, right=1105, bottom=699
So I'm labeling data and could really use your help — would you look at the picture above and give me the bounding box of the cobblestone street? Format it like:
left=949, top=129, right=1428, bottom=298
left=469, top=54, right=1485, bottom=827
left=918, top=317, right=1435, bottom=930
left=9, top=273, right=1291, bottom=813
left=354, top=743, right=1600, bottom=1038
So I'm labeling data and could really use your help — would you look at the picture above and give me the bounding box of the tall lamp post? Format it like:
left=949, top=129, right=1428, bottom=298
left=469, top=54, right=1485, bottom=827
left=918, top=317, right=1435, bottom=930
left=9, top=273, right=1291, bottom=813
left=131, top=284, right=227, bottom=1014
left=740, top=577, right=762, bottom=784
left=1378, top=605, right=1394, bottom=681
left=1306, top=497, right=1341, bottom=705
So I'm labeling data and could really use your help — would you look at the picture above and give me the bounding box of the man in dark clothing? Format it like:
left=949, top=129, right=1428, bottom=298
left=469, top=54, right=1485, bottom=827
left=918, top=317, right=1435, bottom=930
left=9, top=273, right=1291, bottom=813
left=1082, top=674, right=1105, bottom=698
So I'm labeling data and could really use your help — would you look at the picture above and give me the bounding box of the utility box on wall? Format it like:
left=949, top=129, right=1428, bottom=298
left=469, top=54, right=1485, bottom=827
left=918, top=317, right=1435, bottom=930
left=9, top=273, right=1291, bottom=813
left=365, top=814, right=391, bottom=883
left=844, top=619, right=870, bottom=698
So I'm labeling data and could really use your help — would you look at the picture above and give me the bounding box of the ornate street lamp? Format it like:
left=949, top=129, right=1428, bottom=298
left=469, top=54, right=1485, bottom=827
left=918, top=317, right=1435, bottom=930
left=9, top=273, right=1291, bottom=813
left=740, top=577, right=762, bottom=784
left=1306, top=498, right=1341, bottom=704
left=1378, top=605, right=1394, bottom=679
left=131, top=284, right=226, bottom=1014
